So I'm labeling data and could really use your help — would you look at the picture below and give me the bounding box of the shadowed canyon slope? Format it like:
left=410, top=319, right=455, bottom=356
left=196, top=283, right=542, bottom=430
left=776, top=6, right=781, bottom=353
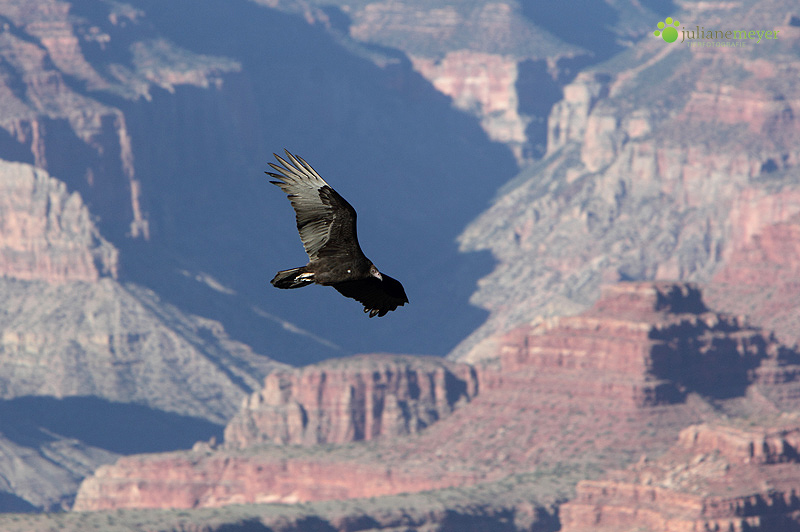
left=0, top=160, right=278, bottom=423
left=260, top=0, right=668, bottom=163
left=70, top=0, right=527, bottom=362
left=0, top=158, right=281, bottom=510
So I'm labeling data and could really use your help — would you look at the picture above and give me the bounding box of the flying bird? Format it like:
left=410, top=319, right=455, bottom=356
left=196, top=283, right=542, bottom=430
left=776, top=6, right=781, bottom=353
left=267, top=150, right=408, bottom=317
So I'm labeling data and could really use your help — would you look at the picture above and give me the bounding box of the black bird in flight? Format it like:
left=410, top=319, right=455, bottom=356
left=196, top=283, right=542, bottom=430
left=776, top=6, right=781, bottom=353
left=267, top=150, right=408, bottom=317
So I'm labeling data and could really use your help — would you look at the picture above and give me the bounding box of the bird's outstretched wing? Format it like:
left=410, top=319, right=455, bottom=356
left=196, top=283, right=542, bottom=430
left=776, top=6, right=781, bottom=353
left=267, top=150, right=359, bottom=261
left=332, top=274, right=409, bottom=318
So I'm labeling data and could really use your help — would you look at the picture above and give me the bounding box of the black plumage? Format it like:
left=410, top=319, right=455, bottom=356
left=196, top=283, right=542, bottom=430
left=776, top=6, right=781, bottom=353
left=267, top=150, right=408, bottom=317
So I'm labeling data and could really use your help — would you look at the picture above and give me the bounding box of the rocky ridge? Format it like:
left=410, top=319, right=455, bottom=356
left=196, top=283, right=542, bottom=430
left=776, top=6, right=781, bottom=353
left=560, top=421, right=800, bottom=531
left=0, top=159, right=116, bottom=282
left=72, top=282, right=800, bottom=521
left=0, top=159, right=279, bottom=424
left=0, top=0, right=239, bottom=240
left=452, top=0, right=800, bottom=361
left=224, top=354, right=477, bottom=447
left=0, top=161, right=282, bottom=511
left=0, top=277, right=279, bottom=423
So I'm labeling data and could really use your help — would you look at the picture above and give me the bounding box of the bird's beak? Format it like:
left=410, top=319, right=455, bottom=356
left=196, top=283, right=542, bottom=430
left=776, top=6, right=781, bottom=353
left=372, top=270, right=383, bottom=281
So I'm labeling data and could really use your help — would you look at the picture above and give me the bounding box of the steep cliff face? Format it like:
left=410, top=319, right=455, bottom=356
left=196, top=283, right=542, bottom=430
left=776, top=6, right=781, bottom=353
left=498, top=282, right=784, bottom=404
left=0, top=160, right=280, bottom=422
left=0, top=0, right=239, bottom=240
left=560, top=422, right=800, bottom=532
left=453, top=0, right=800, bottom=361
left=73, top=282, right=800, bottom=514
left=345, top=0, right=574, bottom=162
left=0, top=160, right=117, bottom=282
left=705, top=190, right=800, bottom=346
left=224, top=354, right=477, bottom=447
left=0, top=20, right=280, bottom=510
left=408, top=51, right=531, bottom=160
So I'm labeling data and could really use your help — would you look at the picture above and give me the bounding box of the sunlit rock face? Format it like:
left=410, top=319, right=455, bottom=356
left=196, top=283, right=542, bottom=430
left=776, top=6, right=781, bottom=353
left=224, top=354, right=477, bottom=447
left=452, top=2, right=800, bottom=362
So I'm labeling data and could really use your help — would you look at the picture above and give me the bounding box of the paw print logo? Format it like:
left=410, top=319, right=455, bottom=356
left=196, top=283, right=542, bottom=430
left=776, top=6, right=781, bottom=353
left=654, top=17, right=680, bottom=43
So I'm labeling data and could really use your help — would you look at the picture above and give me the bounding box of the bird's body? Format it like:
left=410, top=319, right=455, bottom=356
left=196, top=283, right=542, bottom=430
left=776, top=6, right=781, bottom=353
left=267, top=150, right=408, bottom=317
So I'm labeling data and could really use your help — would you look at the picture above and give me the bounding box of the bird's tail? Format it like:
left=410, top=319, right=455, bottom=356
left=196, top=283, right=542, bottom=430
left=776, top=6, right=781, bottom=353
left=271, top=267, right=314, bottom=289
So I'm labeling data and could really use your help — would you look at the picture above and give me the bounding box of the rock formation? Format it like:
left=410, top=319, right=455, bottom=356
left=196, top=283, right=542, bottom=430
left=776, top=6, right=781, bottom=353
left=451, top=0, right=800, bottom=362
left=337, top=0, right=583, bottom=162
left=10, top=472, right=559, bottom=531
left=0, top=160, right=279, bottom=424
left=0, top=160, right=117, bottom=282
left=0, top=162, right=281, bottom=510
left=705, top=191, right=800, bottom=346
left=224, top=354, right=477, bottom=447
left=0, top=0, right=239, bottom=240
left=72, top=282, right=800, bottom=516
left=409, top=51, right=532, bottom=159
left=0, top=278, right=280, bottom=423
left=498, top=282, right=792, bottom=405
left=560, top=421, right=800, bottom=532
left=72, top=448, right=482, bottom=511
left=0, top=7, right=279, bottom=510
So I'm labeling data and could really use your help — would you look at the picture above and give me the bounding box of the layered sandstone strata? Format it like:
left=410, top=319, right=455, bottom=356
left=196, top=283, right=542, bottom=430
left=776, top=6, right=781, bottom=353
left=560, top=422, right=800, bottom=532
left=496, top=282, right=789, bottom=406
left=74, top=281, right=800, bottom=513
left=452, top=1, right=800, bottom=362
left=72, top=449, right=479, bottom=511
left=224, top=354, right=477, bottom=447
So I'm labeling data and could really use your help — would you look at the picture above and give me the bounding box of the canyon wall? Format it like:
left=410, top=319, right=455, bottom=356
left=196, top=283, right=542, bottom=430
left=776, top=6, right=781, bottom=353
left=0, top=160, right=117, bottom=282
left=561, top=422, right=800, bottom=532
left=225, top=354, right=477, bottom=447
left=341, top=0, right=582, bottom=163
left=452, top=1, right=800, bottom=361
left=73, top=450, right=480, bottom=511
left=72, top=282, right=800, bottom=516
left=0, top=0, right=240, bottom=240
left=0, top=161, right=277, bottom=425
left=499, top=282, right=794, bottom=403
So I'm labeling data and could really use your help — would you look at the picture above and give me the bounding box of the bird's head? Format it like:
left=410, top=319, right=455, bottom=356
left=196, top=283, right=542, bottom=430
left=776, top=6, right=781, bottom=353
left=369, top=264, right=383, bottom=281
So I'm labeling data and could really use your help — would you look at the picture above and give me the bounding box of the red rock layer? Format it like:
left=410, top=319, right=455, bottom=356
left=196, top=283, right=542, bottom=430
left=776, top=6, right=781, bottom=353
left=496, top=282, right=787, bottom=405
left=707, top=189, right=800, bottom=347
left=72, top=282, right=800, bottom=513
left=560, top=422, right=800, bottom=532
left=224, top=354, right=478, bottom=447
left=72, top=450, right=478, bottom=511
left=452, top=2, right=800, bottom=364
